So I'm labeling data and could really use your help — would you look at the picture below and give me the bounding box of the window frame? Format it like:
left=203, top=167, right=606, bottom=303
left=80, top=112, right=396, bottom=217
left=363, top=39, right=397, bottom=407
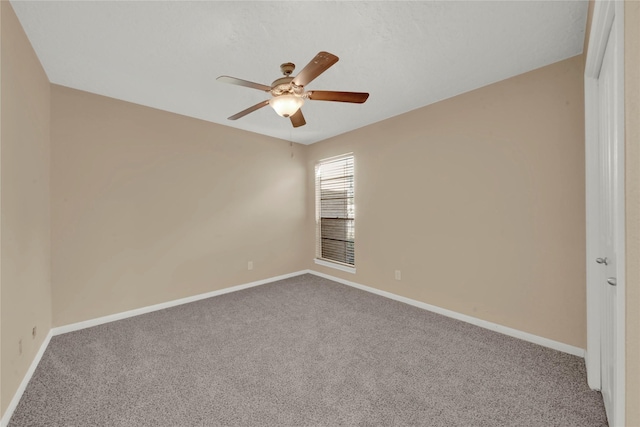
left=315, top=153, right=356, bottom=274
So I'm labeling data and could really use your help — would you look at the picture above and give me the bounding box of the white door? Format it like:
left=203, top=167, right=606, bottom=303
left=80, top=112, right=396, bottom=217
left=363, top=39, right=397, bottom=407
left=596, top=17, right=620, bottom=425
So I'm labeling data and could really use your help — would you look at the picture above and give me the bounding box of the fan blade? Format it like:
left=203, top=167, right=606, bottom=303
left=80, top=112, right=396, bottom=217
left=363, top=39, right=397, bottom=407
left=291, top=52, right=339, bottom=87
left=308, top=91, right=369, bottom=103
left=217, top=76, right=271, bottom=92
left=290, top=109, right=306, bottom=128
left=228, top=100, right=270, bottom=120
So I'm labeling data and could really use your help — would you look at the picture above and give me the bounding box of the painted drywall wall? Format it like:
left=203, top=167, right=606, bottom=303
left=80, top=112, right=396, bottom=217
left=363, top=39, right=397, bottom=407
left=0, top=1, right=52, bottom=417
left=624, top=2, right=640, bottom=425
left=306, top=55, right=587, bottom=349
left=50, top=85, right=307, bottom=327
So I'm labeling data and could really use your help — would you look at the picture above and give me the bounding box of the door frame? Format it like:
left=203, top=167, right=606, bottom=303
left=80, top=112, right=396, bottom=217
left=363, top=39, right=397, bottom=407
left=584, top=0, right=625, bottom=424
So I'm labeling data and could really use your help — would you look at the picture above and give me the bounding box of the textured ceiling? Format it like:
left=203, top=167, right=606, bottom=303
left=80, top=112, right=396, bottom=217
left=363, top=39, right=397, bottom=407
left=10, top=1, right=588, bottom=145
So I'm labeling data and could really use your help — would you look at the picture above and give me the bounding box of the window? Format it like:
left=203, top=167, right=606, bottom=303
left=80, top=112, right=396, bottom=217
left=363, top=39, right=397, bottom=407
left=316, top=154, right=355, bottom=269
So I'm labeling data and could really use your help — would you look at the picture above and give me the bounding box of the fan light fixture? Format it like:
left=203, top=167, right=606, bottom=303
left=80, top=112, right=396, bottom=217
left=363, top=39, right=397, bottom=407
left=269, top=95, right=304, bottom=118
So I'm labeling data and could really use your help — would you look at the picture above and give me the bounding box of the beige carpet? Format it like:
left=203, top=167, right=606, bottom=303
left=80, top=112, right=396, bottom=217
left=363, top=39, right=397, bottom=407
left=9, top=274, right=607, bottom=426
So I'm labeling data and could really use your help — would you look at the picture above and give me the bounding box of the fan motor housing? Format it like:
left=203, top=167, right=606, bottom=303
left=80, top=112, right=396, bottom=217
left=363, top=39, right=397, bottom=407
left=271, top=76, right=300, bottom=96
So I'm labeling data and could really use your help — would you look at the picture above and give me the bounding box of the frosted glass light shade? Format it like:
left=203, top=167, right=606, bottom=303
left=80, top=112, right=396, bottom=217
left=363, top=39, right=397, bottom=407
left=269, top=95, right=304, bottom=118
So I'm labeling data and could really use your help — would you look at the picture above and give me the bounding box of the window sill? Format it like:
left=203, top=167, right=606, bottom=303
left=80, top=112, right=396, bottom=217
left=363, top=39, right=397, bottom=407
left=314, top=258, right=356, bottom=274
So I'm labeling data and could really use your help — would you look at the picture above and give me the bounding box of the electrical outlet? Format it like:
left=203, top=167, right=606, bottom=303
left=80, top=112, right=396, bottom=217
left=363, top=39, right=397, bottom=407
left=32, top=326, right=37, bottom=338
left=395, top=270, right=401, bottom=281
left=248, top=261, right=253, bottom=271
left=19, top=339, right=22, bottom=355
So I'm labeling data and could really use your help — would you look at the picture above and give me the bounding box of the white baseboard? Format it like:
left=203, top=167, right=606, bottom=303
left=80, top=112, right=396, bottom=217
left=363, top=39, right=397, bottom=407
left=307, top=270, right=586, bottom=358
left=52, top=270, right=308, bottom=336
left=1, top=329, right=53, bottom=427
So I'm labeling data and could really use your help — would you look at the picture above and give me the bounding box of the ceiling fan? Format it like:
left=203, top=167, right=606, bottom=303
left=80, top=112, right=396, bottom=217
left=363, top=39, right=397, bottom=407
left=217, top=51, right=369, bottom=128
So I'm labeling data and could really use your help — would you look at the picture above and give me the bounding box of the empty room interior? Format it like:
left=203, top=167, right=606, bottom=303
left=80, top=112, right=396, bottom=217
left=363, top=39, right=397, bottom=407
left=1, top=0, right=639, bottom=426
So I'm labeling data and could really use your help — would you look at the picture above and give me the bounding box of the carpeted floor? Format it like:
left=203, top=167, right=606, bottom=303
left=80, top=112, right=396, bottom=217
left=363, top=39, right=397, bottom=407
left=9, top=274, right=607, bottom=426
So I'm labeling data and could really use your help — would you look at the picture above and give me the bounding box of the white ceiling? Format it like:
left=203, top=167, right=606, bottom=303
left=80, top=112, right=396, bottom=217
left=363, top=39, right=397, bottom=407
left=10, top=1, right=588, bottom=145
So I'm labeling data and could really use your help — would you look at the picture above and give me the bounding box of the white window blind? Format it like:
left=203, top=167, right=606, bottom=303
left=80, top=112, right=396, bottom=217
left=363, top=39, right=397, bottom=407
left=316, top=154, right=355, bottom=266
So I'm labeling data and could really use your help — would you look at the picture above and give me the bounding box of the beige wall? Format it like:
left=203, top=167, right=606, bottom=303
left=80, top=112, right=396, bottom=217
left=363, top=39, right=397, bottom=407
left=0, top=1, right=52, bottom=417
left=306, top=55, right=587, bottom=348
left=50, top=86, right=307, bottom=327
left=625, top=1, right=639, bottom=424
